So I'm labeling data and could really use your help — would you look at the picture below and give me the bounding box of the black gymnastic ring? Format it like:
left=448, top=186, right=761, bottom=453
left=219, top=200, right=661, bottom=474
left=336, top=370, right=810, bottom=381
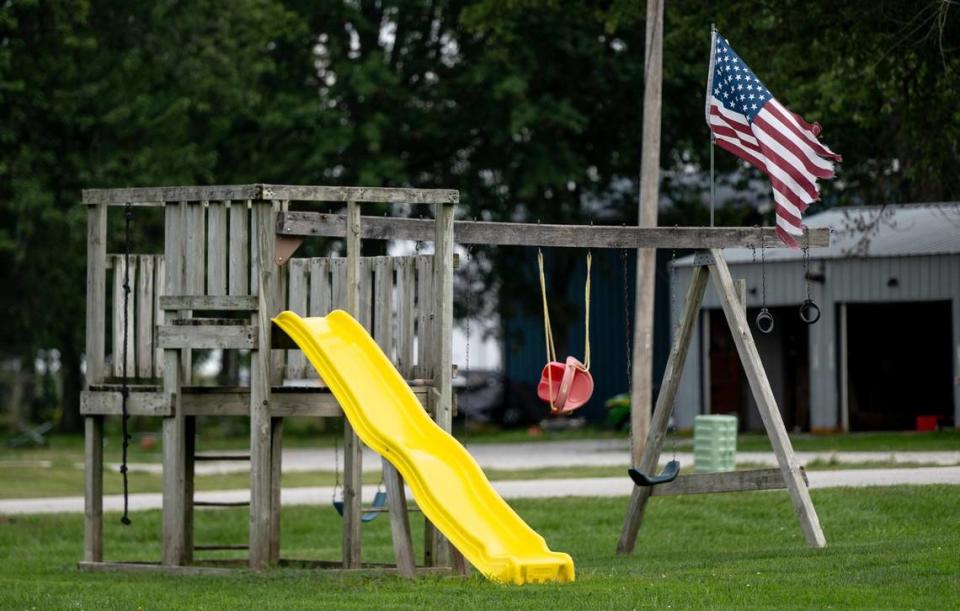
left=755, top=308, right=775, bottom=334
left=799, top=299, right=821, bottom=325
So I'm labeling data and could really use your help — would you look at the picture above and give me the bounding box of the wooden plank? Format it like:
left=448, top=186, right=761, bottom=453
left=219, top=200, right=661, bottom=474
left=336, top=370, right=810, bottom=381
left=342, top=200, right=362, bottom=569
left=286, top=259, right=308, bottom=379
left=249, top=202, right=277, bottom=570
left=264, top=184, right=458, bottom=204
left=77, top=561, right=453, bottom=577
left=159, top=295, right=258, bottom=311
left=650, top=468, right=788, bottom=497
left=154, top=257, right=166, bottom=377
left=309, top=258, right=331, bottom=316
left=112, top=256, right=137, bottom=378
left=331, top=258, right=346, bottom=310
left=416, top=255, right=433, bottom=380
left=278, top=211, right=831, bottom=249
left=618, top=264, right=710, bottom=554
left=177, top=387, right=430, bottom=417
left=373, top=257, right=394, bottom=359
left=307, top=258, right=330, bottom=380
left=157, top=325, right=257, bottom=350
left=83, top=416, right=103, bottom=562
left=137, top=256, right=155, bottom=378
left=80, top=390, right=172, bottom=416
left=83, top=185, right=261, bottom=205
left=708, top=248, right=826, bottom=548
left=359, top=257, right=374, bottom=332
left=396, top=258, right=416, bottom=378
left=185, top=203, right=206, bottom=295
left=78, top=561, right=237, bottom=576
left=206, top=202, right=228, bottom=296
left=427, top=203, right=455, bottom=568
left=85, top=204, right=107, bottom=385
left=382, top=458, right=416, bottom=578
left=228, top=201, right=250, bottom=296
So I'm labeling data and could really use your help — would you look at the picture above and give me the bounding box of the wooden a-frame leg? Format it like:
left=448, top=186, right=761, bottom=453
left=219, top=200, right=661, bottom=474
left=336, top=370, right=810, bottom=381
left=618, top=264, right=710, bottom=554
left=708, top=248, right=827, bottom=548
left=382, top=458, right=416, bottom=578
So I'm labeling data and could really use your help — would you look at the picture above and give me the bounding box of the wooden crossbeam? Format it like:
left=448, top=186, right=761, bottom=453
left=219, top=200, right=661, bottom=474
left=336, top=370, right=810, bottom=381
left=81, top=184, right=458, bottom=205
left=277, top=211, right=830, bottom=249
left=649, top=468, right=792, bottom=497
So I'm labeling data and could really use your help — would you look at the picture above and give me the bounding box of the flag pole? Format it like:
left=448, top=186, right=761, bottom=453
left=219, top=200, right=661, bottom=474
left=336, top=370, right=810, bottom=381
left=707, top=24, right=717, bottom=227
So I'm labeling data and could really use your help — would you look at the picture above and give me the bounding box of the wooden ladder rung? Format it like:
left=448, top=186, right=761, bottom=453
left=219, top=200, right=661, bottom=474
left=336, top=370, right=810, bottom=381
left=194, top=544, right=249, bottom=551
left=171, top=318, right=247, bottom=326
left=194, top=500, right=250, bottom=507
left=193, top=454, right=251, bottom=461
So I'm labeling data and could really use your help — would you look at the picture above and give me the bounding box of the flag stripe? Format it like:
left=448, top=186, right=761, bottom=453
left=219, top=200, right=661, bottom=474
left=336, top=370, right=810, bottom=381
left=754, top=110, right=835, bottom=178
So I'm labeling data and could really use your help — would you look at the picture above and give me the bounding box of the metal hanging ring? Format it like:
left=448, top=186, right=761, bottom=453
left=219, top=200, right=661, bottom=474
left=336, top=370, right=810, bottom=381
left=756, top=307, right=775, bottom=334
left=799, top=299, right=821, bottom=325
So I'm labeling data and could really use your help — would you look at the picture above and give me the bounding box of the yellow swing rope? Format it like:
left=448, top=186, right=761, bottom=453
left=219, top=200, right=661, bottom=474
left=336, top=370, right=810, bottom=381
left=537, top=250, right=593, bottom=411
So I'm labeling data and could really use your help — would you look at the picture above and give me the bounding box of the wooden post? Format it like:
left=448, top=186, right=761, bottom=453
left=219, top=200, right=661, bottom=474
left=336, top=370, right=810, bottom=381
left=83, top=416, right=103, bottom=562
left=342, top=200, right=363, bottom=569
left=83, top=203, right=106, bottom=564
left=708, top=249, right=827, bottom=548
left=425, top=202, right=455, bottom=567
left=630, top=0, right=665, bottom=465
left=161, top=202, right=190, bottom=566
left=618, top=264, right=709, bottom=554
left=249, top=201, right=277, bottom=569
left=270, top=417, right=283, bottom=562
left=382, top=459, right=416, bottom=578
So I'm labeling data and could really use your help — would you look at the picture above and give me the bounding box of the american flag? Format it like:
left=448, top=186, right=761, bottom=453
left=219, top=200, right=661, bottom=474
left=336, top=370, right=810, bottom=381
left=706, top=31, right=842, bottom=247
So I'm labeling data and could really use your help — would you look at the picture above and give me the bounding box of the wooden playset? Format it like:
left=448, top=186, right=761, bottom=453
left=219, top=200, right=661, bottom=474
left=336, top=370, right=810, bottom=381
left=78, top=183, right=829, bottom=581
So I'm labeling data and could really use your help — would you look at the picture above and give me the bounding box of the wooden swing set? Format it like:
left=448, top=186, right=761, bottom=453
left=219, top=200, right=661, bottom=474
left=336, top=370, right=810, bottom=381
left=79, top=182, right=829, bottom=578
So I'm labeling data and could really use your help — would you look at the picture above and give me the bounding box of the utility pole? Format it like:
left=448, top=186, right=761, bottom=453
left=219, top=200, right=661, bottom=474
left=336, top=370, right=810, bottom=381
left=630, top=0, right=664, bottom=465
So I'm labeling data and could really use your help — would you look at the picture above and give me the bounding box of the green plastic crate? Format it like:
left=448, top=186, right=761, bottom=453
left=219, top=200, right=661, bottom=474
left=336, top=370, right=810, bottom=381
left=693, top=414, right=738, bottom=473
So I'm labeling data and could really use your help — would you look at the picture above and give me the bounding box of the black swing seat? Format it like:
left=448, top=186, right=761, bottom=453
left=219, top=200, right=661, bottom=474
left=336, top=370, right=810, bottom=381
left=333, top=490, right=387, bottom=522
left=628, top=460, right=680, bottom=487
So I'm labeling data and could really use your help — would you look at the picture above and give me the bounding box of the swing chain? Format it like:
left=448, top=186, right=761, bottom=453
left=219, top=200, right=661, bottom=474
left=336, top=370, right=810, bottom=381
left=120, top=203, right=133, bottom=526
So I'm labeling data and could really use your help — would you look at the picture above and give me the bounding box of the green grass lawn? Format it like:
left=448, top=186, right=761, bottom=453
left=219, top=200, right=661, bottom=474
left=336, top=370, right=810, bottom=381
left=1, top=486, right=958, bottom=609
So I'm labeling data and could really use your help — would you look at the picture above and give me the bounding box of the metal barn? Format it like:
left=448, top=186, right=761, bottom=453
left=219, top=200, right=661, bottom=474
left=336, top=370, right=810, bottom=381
left=671, top=203, right=960, bottom=432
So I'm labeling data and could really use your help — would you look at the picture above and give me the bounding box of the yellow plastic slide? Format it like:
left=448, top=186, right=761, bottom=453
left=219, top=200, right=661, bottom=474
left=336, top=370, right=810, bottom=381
left=273, top=310, right=575, bottom=585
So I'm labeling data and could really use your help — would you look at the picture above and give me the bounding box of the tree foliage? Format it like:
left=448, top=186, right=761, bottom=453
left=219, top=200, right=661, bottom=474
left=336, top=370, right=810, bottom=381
left=0, top=0, right=956, bottom=427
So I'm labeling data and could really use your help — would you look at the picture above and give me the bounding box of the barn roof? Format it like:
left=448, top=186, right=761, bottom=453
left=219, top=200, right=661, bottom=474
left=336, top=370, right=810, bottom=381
left=674, top=202, right=960, bottom=266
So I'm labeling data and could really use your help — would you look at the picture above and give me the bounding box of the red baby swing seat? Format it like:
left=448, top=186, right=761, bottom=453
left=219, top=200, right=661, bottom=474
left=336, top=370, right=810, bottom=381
left=536, top=250, right=594, bottom=415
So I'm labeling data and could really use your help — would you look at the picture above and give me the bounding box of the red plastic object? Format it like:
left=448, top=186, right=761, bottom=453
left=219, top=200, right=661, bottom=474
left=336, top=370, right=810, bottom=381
left=916, top=416, right=939, bottom=432
left=537, top=356, right=594, bottom=414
